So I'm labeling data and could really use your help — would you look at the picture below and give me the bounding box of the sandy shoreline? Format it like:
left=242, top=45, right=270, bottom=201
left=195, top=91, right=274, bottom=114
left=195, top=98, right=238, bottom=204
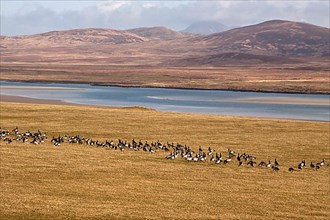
left=1, top=86, right=83, bottom=90
left=1, top=94, right=328, bottom=122
left=0, top=95, right=77, bottom=106
left=1, top=94, right=329, bottom=107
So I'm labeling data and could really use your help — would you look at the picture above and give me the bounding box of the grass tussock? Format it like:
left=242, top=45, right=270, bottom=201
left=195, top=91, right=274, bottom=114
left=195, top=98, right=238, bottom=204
left=0, top=102, right=329, bottom=219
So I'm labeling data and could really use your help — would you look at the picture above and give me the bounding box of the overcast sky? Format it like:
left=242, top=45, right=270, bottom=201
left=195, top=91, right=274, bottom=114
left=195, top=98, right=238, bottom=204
left=1, top=0, right=329, bottom=36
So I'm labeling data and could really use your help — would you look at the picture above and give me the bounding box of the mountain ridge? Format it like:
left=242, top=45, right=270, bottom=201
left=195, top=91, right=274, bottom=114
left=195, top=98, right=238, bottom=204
left=192, top=20, right=329, bottom=57
left=1, top=20, right=329, bottom=66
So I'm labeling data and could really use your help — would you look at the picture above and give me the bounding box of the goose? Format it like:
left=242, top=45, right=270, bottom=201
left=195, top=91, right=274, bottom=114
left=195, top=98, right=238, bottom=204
left=207, top=146, right=213, bottom=155
left=238, top=161, right=243, bottom=166
left=258, top=161, right=267, bottom=167
left=237, top=153, right=241, bottom=162
left=181, top=152, right=185, bottom=158
left=247, top=160, right=256, bottom=167
left=201, top=152, right=207, bottom=160
left=310, top=162, right=315, bottom=169
left=22, top=136, right=29, bottom=142
left=132, top=139, right=137, bottom=146
left=316, top=159, right=325, bottom=167
left=266, top=160, right=272, bottom=168
left=274, top=158, right=279, bottom=167
left=3, top=137, right=12, bottom=144
left=30, top=137, right=38, bottom=145
left=223, top=158, right=231, bottom=164
left=186, top=156, right=193, bottom=161
left=120, top=146, right=125, bottom=152
left=215, top=153, right=222, bottom=164
left=272, top=165, right=280, bottom=172
left=228, top=149, right=235, bottom=158
left=218, top=153, right=223, bottom=161
left=12, top=127, right=18, bottom=134
left=1, top=130, right=9, bottom=138
left=193, top=154, right=199, bottom=162
left=165, top=152, right=173, bottom=159
left=288, top=167, right=295, bottom=173
left=298, top=160, right=306, bottom=169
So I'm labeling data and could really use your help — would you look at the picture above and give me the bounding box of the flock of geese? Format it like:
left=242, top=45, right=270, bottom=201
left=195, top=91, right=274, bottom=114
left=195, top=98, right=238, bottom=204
left=1, top=127, right=328, bottom=173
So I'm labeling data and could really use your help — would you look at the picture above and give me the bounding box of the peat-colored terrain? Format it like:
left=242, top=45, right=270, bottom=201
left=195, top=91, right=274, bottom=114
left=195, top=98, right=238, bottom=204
left=1, top=20, right=329, bottom=93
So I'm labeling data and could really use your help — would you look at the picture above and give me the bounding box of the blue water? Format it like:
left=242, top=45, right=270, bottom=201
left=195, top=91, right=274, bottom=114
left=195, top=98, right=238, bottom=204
left=0, top=81, right=329, bottom=121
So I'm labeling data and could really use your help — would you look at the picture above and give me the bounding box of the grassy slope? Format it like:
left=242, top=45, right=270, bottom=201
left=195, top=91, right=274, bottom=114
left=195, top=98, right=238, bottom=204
left=0, top=103, right=329, bottom=219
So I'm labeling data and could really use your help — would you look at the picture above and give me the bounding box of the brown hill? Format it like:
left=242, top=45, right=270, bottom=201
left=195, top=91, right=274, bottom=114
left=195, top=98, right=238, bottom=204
left=1, top=28, right=146, bottom=48
left=1, top=20, right=329, bottom=66
left=193, top=20, right=329, bottom=57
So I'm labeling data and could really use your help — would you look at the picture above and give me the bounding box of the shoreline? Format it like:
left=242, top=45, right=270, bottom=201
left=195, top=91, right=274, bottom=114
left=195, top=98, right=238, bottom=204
left=0, top=95, right=79, bottom=106
left=0, top=94, right=328, bottom=123
left=1, top=79, right=329, bottom=95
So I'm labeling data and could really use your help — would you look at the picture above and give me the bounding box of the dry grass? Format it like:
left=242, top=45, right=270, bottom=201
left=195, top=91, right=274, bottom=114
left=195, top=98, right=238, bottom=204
left=1, top=64, right=329, bottom=94
left=0, top=102, right=329, bottom=219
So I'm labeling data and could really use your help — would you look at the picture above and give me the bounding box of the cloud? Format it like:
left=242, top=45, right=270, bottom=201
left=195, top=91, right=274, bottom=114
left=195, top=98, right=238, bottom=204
left=99, top=1, right=131, bottom=13
left=1, top=1, right=329, bottom=36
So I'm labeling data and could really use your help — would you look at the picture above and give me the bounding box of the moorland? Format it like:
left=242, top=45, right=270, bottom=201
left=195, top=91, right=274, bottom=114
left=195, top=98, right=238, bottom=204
left=0, top=102, right=329, bottom=219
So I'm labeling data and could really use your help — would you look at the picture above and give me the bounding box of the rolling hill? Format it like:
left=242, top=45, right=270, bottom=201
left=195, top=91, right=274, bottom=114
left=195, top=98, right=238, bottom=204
left=192, top=20, right=329, bottom=57
left=1, top=28, right=147, bottom=48
left=1, top=20, right=329, bottom=66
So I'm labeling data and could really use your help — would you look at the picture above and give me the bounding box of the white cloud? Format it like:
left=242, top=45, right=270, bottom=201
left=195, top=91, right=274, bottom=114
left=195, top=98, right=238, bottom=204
left=98, top=1, right=131, bottom=13
left=1, top=1, right=329, bottom=36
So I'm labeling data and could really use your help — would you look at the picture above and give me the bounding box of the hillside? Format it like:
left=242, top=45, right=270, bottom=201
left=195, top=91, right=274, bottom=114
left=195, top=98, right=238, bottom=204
left=0, top=20, right=329, bottom=67
left=193, top=20, right=329, bottom=57
left=1, top=28, right=147, bottom=48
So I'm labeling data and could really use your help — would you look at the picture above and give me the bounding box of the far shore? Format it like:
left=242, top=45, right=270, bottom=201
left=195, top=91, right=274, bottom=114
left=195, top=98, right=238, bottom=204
left=1, top=79, right=329, bottom=95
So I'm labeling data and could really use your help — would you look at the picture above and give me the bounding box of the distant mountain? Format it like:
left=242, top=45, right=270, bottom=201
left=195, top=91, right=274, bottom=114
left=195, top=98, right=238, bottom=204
left=1, top=20, right=329, bottom=66
left=192, top=20, right=329, bottom=57
left=127, top=27, right=191, bottom=40
left=183, top=21, right=230, bottom=35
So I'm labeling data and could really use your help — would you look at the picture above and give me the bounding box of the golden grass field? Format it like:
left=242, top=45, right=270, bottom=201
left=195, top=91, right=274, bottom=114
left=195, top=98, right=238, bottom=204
left=0, top=102, right=329, bottom=219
